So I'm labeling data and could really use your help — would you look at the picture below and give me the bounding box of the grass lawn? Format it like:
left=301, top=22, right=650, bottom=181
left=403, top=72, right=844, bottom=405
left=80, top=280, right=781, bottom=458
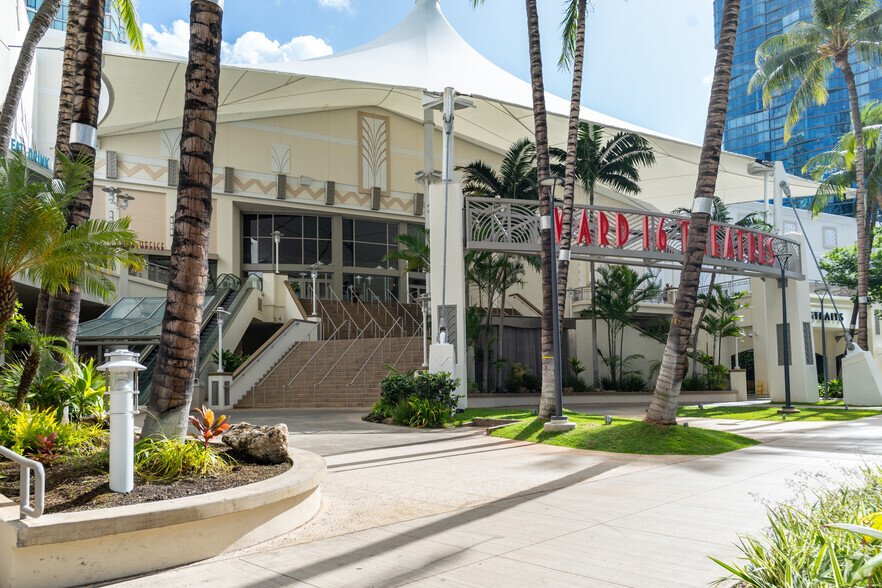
left=677, top=405, right=881, bottom=421
left=455, top=408, right=537, bottom=421
left=488, top=413, right=757, bottom=455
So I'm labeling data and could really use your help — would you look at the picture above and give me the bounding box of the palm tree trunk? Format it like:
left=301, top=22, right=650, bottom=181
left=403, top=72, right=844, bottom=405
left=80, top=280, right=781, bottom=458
left=496, top=289, right=507, bottom=391
left=645, top=0, right=740, bottom=425
left=523, top=0, right=555, bottom=418
left=590, top=260, right=599, bottom=386
left=14, top=347, right=41, bottom=410
left=691, top=274, right=716, bottom=377
left=0, top=280, right=18, bottom=364
left=142, top=0, right=223, bottom=440
left=838, top=59, right=869, bottom=351
left=0, top=0, right=63, bottom=159
left=556, top=0, right=587, bottom=329
left=36, top=0, right=83, bottom=337
left=44, top=0, right=105, bottom=350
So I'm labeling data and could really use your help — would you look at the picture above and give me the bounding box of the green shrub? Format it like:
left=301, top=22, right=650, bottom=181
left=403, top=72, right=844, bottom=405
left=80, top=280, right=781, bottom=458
left=134, top=437, right=233, bottom=482
left=391, top=399, right=418, bottom=426
left=713, top=466, right=882, bottom=587
left=408, top=398, right=447, bottom=428
left=0, top=406, right=58, bottom=454
left=600, top=375, right=648, bottom=392
left=379, top=373, right=417, bottom=407
left=681, top=375, right=709, bottom=391
left=505, top=363, right=540, bottom=393
left=57, top=359, right=106, bottom=421
left=368, top=398, right=394, bottom=419
left=562, top=375, right=590, bottom=393
left=822, top=378, right=844, bottom=398
left=413, top=371, right=460, bottom=413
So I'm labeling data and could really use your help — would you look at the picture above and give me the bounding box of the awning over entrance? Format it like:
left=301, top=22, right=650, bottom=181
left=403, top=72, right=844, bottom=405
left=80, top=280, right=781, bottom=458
left=465, top=197, right=805, bottom=280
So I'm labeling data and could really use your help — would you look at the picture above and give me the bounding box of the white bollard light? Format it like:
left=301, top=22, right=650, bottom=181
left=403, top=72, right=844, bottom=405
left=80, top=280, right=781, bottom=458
left=99, top=349, right=146, bottom=493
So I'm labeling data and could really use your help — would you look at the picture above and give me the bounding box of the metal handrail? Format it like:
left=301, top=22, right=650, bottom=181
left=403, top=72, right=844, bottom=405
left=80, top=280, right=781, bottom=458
left=284, top=322, right=345, bottom=390
left=313, top=324, right=375, bottom=404
left=365, top=288, right=404, bottom=336
left=0, top=445, right=44, bottom=519
left=389, top=291, right=422, bottom=332
left=348, top=322, right=398, bottom=387
left=245, top=319, right=321, bottom=407
left=329, top=286, right=373, bottom=337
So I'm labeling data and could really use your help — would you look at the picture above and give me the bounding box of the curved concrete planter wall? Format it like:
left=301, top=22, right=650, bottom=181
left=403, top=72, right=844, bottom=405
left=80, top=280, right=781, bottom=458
left=0, top=447, right=325, bottom=588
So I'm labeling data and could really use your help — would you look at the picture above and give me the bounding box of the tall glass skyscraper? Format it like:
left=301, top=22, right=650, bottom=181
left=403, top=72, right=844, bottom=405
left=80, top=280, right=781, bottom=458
left=714, top=0, right=882, bottom=178
left=25, top=0, right=131, bottom=44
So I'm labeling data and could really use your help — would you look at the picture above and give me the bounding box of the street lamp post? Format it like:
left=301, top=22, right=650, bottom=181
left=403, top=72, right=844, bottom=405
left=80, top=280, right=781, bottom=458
left=216, top=307, right=231, bottom=372
left=815, top=288, right=830, bottom=400
left=272, top=231, right=281, bottom=274
left=538, top=176, right=574, bottom=431
left=102, top=186, right=135, bottom=222
left=311, top=263, right=319, bottom=316
left=776, top=252, right=799, bottom=414
left=416, top=293, right=430, bottom=367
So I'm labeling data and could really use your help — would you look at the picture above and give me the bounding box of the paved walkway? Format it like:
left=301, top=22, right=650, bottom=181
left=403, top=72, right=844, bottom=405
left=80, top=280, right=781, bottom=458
left=116, top=409, right=882, bottom=587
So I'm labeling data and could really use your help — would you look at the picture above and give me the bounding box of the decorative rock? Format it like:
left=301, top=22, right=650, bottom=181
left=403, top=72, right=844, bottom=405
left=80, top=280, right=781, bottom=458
left=222, top=422, right=290, bottom=464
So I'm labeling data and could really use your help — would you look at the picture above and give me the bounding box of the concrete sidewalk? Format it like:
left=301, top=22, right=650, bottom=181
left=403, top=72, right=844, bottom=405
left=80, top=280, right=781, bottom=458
left=114, top=410, right=882, bottom=587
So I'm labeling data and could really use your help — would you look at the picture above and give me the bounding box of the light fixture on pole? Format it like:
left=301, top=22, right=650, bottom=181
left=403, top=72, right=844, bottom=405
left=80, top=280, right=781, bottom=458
left=815, top=287, right=830, bottom=400
left=215, top=307, right=231, bottom=373
left=538, top=176, right=575, bottom=431
left=98, top=349, right=145, bottom=493
left=776, top=250, right=799, bottom=414
left=272, top=230, right=281, bottom=274
left=311, top=263, right=320, bottom=316
left=416, top=293, right=430, bottom=367
left=102, top=186, right=135, bottom=222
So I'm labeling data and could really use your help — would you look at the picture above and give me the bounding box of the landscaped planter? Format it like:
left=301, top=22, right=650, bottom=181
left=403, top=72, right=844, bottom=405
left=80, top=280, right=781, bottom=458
left=468, top=390, right=738, bottom=408
left=0, top=447, right=325, bottom=588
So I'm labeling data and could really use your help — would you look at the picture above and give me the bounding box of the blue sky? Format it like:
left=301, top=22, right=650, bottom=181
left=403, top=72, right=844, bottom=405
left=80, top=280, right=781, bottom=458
left=137, top=0, right=716, bottom=144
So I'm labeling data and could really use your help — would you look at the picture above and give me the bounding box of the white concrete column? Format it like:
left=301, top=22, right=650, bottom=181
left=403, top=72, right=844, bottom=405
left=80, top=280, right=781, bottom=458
left=750, top=232, right=818, bottom=403
left=428, top=182, right=468, bottom=407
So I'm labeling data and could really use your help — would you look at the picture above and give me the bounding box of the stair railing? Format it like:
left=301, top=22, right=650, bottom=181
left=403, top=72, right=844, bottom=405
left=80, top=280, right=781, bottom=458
left=0, top=445, right=44, bottom=519
left=312, top=322, right=377, bottom=407
left=348, top=314, right=424, bottom=404
left=284, top=321, right=345, bottom=406
left=346, top=321, right=399, bottom=405
left=389, top=291, right=422, bottom=334
left=365, top=288, right=404, bottom=337
left=330, top=286, right=378, bottom=338
left=247, top=319, right=321, bottom=407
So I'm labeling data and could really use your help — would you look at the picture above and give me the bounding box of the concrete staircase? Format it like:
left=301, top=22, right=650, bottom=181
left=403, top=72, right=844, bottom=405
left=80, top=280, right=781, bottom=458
left=235, top=336, right=423, bottom=408
left=234, top=298, right=424, bottom=409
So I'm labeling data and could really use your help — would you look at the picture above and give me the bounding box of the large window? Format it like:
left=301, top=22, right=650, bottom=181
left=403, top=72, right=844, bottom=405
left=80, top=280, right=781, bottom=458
left=242, top=213, right=331, bottom=265
left=342, top=218, right=398, bottom=269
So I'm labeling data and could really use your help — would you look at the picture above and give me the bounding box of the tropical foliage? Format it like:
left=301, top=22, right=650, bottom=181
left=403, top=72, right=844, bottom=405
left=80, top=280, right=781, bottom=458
left=819, top=226, right=882, bottom=303
left=582, top=265, right=660, bottom=388
left=749, top=0, right=882, bottom=351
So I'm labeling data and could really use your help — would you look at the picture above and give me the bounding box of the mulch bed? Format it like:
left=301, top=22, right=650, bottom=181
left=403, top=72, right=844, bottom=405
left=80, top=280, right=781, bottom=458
left=0, top=446, right=291, bottom=514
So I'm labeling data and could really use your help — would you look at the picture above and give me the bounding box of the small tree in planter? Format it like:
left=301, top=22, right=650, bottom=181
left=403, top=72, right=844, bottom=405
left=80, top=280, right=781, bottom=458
left=697, top=285, right=748, bottom=389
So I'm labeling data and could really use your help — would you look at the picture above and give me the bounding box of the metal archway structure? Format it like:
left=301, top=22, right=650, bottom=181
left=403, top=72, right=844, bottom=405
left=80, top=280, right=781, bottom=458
left=464, top=197, right=805, bottom=280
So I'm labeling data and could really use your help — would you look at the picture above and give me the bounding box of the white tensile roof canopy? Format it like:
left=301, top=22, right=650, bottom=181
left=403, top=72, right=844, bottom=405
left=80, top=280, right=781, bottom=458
left=99, top=0, right=823, bottom=211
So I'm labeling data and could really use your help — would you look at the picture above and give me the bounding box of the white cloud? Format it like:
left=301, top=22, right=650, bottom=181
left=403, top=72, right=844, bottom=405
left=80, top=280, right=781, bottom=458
left=143, top=21, right=333, bottom=65
left=222, top=32, right=333, bottom=64
left=143, top=21, right=191, bottom=57
left=318, top=0, right=351, bottom=11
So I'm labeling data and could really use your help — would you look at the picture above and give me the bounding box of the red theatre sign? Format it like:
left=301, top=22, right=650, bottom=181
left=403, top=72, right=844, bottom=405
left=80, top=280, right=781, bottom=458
left=555, top=208, right=781, bottom=267
left=463, top=197, right=803, bottom=279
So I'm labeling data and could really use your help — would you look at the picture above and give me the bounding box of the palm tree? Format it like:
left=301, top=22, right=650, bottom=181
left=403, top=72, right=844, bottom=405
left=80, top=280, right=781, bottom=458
left=583, top=265, right=660, bottom=387
left=142, top=0, right=224, bottom=440
left=0, top=151, right=142, bottom=350
left=385, top=228, right=430, bottom=273
left=671, top=196, right=768, bottom=376
left=495, top=258, right=526, bottom=391
left=7, top=321, right=73, bottom=409
left=645, top=0, right=741, bottom=426
left=550, top=123, right=656, bottom=386
left=41, top=0, right=143, bottom=338
left=749, top=0, right=882, bottom=351
left=460, top=138, right=538, bottom=200
left=555, top=0, right=588, bottom=337
left=472, top=0, right=556, bottom=417
left=697, top=285, right=748, bottom=367
left=0, top=0, right=64, bottom=160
